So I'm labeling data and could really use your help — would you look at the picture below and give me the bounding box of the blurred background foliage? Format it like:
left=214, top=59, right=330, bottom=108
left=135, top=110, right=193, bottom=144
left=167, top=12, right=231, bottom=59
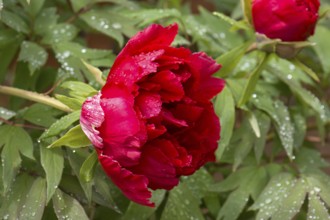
left=0, top=0, right=330, bottom=219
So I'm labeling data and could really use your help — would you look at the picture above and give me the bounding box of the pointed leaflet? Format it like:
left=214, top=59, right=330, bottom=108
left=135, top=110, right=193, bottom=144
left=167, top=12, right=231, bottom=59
left=48, top=124, right=91, bottom=148
left=18, top=41, right=48, bottom=74
left=214, top=86, right=235, bottom=160
left=238, top=52, right=268, bottom=107
left=79, top=150, right=98, bottom=183
left=40, top=142, right=64, bottom=203
left=52, top=189, right=89, bottom=220
left=252, top=95, right=294, bottom=159
left=18, top=178, right=47, bottom=220
left=214, top=166, right=268, bottom=220
left=0, top=125, right=34, bottom=192
left=161, top=183, right=204, bottom=220
left=40, top=110, right=80, bottom=139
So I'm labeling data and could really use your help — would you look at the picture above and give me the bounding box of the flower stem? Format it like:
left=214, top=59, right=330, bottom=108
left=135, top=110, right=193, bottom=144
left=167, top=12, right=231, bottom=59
left=0, top=85, right=72, bottom=113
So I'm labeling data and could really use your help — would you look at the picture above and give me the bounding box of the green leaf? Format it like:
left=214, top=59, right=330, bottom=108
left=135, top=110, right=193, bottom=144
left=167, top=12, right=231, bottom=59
left=238, top=52, right=268, bottom=107
left=271, top=179, right=307, bottom=220
left=81, top=60, right=105, bottom=86
left=214, top=86, right=235, bottom=160
left=250, top=172, right=297, bottom=220
left=295, top=148, right=329, bottom=172
left=215, top=41, right=251, bottom=77
left=1, top=131, right=21, bottom=193
left=26, top=0, right=45, bottom=16
left=79, top=150, right=98, bottom=183
left=40, top=143, right=64, bottom=203
left=67, top=149, right=93, bottom=203
left=93, top=169, right=121, bottom=211
left=291, top=109, right=306, bottom=149
left=55, top=94, right=83, bottom=111
left=268, top=56, right=329, bottom=124
left=241, top=0, right=252, bottom=25
left=40, top=110, right=80, bottom=139
left=0, top=125, right=34, bottom=192
left=0, top=107, right=16, bottom=125
left=60, top=81, right=97, bottom=101
left=305, top=171, right=330, bottom=207
left=216, top=166, right=268, bottom=220
left=129, top=8, right=181, bottom=27
left=18, top=41, right=48, bottom=74
left=0, top=28, right=21, bottom=48
left=252, top=95, right=294, bottom=159
left=42, top=23, right=78, bottom=44
left=122, top=190, right=166, bottom=220
left=52, top=189, right=89, bottom=220
left=310, top=25, right=330, bottom=75
left=80, top=10, right=124, bottom=46
left=48, top=124, right=91, bottom=148
left=22, top=103, right=60, bottom=127
left=19, top=178, right=47, bottom=220
left=307, top=194, right=330, bottom=220
left=1, top=10, right=29, bottom=33
left=231, top=119, right=256, bottom=170
left=0, top=41, right=21, bottom=83
left=182, top=168, right=213, bottom=200
left=0, top=174, right=34, bottom=219
left=34, top=7, right=59, bottom=35
left=161, top=183, right=204, bottom=220
left=292, top=58, right=320, bottom=82
left=254, top=112, right=271, bottom=163
left=213, top=12, right=249, bottom=30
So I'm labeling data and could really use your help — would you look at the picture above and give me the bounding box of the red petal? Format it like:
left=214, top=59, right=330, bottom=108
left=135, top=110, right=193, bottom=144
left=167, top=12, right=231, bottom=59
left=106, top=50, right=164, bottom=89
left=135, top=92, right=162, bottom=119
left=106, top=24, right=178, bottom=84
left=117, top=23, right=178, bottom=58
left=131, top=140, right=180, bottom=190
left=98, top=86, right=146, bottom=167
left=174, top=103, right=220, bottom=175
left=186, top=52, right=224, bottom=102
left=149, top=70, right=184, bottom=102
left=98, top=154, right=154, bottom=207
left=80, top=93, right=104, bottom=148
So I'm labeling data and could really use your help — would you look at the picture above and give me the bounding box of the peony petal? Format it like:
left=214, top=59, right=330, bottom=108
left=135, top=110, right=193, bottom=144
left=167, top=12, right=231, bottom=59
left=148, top=70, right=184, bottom=102
left=135, top=92, right=162, bottom=119
left=106, top=24, right=178, bottom=85
left=174, top=103, right=220, bottom=175
left=116, top=23, right=178, bottom=59
left=80, top=93, right=104, bottom=148
left=186, top=52, right=224, bottom=102
left=98, top=85, right=146, bottom=167
left=131, top=140, right=180, bottom=190
left=98, top=154, right=154, bottom=207
left=106, top=50, right=164, bottom=89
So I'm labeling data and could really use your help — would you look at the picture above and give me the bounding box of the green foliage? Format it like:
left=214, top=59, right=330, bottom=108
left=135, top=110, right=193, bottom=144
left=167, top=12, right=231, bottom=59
left=0, top=0, right=329, bottom=219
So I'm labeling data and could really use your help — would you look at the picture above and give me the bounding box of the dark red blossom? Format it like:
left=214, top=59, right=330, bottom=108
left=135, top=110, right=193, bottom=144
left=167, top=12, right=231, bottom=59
left=252, top=0, right=320, bottom=41
left=80, top=23, right=224, bottom=206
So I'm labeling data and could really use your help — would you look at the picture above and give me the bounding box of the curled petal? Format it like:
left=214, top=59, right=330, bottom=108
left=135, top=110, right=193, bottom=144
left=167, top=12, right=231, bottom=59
left=98, top=154, right=154, bottom=207
left=80, top=93, right=104, bottom=148
left=186, top=52, right=224, bottom=102
left=99, top=85, right=146, bottom=167
left=131, top=140, right=180, bottom=190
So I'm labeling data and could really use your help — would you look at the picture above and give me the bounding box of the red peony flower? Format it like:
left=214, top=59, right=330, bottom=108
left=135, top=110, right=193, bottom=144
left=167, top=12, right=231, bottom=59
left=252, top=0, right=320, bottom=41
left=80, top=23, right=224, bottom=206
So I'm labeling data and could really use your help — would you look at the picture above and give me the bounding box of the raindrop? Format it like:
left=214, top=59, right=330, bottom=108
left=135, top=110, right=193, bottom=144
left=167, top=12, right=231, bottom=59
left=112, top=23, right=122, bottom=29
left=287, top=74, right=293, bottom=80
left=265, top=198, right=272, bottom=204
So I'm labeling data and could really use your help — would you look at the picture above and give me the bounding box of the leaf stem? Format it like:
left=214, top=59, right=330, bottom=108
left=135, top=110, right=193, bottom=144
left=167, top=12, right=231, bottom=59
left=0, top=85, right=73, bottom=113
